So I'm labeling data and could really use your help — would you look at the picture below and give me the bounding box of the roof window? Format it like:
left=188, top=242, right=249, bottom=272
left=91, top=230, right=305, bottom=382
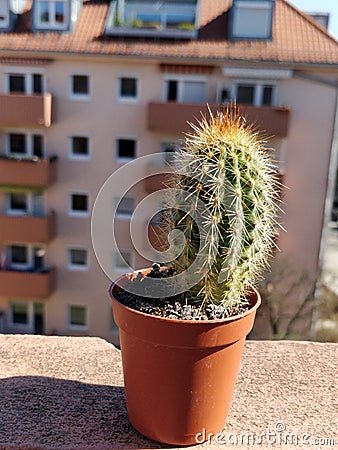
left=32, top=0, right=82, bottom=33
left=105, top=0, right=200, bottom=39
left=229, top=0, right=275, bottom=41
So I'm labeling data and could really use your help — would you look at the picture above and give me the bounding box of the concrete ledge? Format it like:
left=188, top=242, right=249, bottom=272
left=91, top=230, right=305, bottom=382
left=0, top=335, right=337, bottom=449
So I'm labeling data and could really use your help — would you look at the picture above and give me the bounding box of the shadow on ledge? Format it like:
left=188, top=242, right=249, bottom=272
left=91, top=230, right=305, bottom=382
left=0, top=376, right=172, bottom=449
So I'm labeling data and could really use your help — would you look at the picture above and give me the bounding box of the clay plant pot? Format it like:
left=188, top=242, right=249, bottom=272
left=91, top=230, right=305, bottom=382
left=109, top=270, right=261, bottom=446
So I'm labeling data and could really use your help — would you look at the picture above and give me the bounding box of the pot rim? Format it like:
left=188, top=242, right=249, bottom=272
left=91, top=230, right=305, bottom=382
left=109, top=268, right=261, bottom=325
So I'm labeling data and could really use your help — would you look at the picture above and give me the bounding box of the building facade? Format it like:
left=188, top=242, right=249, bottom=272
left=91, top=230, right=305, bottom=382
left=0, top=0, right=338, bottom=343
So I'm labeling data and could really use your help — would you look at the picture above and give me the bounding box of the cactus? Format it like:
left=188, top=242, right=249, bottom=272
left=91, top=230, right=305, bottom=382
left=164, top=106, right=280, bottom=313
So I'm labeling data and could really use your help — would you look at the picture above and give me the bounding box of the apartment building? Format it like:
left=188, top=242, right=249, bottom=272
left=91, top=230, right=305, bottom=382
left=0, top=0, right=338, bottom=344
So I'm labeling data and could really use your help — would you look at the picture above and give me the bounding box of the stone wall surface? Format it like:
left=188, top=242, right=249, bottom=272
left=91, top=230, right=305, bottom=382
left=0, top=335, right=337, bottom=449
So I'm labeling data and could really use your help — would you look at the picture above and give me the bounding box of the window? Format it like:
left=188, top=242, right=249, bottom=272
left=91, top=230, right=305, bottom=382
left=165, top=78, right=206, bottom=103
left=0, top=0, right=9, bottom=28
left=6, top=132, right=44, bottom=157
left=114, top=250, right=133, bottom=271
left=68, top=248, right=88, bottom=270
left=237, top=84, right=255, bottom=105
left=69, top=136, right=89, bottom=159
left=70, top=75, right=90, bottom=98
left=7, top=193, right=28, bottom=215
left=7, top=245, right=46, bottom=271
left=36, top=0, right=68, bottom=29
left=9, top=75, right=25, bottom=93
left=9, top=245, right=29, bottom=269
left=69, top=193, right=89, bottom=216
left=6, top=71, right=45, bottom=94
left=167, top=80, right=178, bottom=101
left=33, top=74, right=43, bottom=94
left=9, top=301, right=44, bottom=332
left=68, top=305, right=87, bottom=329
left=219, top=87, right=231, bottom=104
left=9, top=133, right=25, bottom=154
left=116, top=138, right=136, bottom=160
left=230, top=0, right=274, bottom=40
left=234, top=83, right=275, bottom=106
left=6, top=192, right=45, bottom=216
left=118, top=77, right=138, bottom=101
left=10, top=302, right=30, bottom=327
left=115, top=197, right=135, bottom=219
left=262, top=85, right=274, bottom=106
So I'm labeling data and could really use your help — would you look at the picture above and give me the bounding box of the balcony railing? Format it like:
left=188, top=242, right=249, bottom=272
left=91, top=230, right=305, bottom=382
left=0, top=93, right=53, bottom=127
left=147, top=102, right=290, bottom=137
left=0, top=267, right=56, bottom=299
left=0, top=212, right=57, bottom=244
left=0, top=156, right=57, bottom=188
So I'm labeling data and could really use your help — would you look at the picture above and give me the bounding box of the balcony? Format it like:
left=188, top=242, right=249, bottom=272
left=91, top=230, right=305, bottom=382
left=0, top=156, right=57, bottom=188
left=0, top=337, right=336, bottom=449
left=105, top=0, right=198, bottom=39
left=0, top=268, right=56, bottom=299
left=0, top=212, right=56, bottom=244
left=0, top=93, right=53, bottom=127
left=148, top=102, right=290, bottom=137
left=144, top=163, right=173, bottom=193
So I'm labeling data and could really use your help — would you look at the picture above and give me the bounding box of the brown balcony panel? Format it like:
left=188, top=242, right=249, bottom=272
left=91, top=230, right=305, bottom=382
left=148, top=223, right=168, bottom=251
left=0, top=157, right=56, bottom=188
left=0, top=213, right=56, bottom=244
left=0, top=268, right=56, bottom=299
left=147, top=102, right=290, bottom=137
left=0, top=93, right=53, bottom=127
left=144, top=172, right=173, bottom=193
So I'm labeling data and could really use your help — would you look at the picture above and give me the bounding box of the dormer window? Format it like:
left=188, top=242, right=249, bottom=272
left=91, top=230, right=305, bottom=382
left=36, top=0, right=68, bottom=29
left=0, top=0, right=10, bottom=28
left=105, top=0, right=199, bottom=39
left=230, top=0, right=275, bottom=41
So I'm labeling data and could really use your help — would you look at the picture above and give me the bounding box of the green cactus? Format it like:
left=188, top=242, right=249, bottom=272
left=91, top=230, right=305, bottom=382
left=164, top=106, right=280, bottom=312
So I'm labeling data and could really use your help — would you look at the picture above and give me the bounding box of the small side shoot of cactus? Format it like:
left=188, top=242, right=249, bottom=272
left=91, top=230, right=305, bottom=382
left=163, top=105, right=281, bottom=316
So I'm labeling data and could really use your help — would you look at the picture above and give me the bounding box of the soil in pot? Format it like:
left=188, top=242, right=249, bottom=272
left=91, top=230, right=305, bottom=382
left=114, top=263, right=250, bottom=320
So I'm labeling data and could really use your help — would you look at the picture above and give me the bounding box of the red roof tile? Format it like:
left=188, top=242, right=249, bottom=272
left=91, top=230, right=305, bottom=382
left=0, top=0, right=338, bottom=66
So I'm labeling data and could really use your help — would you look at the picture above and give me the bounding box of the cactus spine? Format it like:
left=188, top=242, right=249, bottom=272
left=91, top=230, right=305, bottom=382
left=166, top=106, right=280, bottom=312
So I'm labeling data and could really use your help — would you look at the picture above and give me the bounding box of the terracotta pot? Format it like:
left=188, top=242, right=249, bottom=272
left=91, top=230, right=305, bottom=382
left=109, top=270, right=261, bottom=445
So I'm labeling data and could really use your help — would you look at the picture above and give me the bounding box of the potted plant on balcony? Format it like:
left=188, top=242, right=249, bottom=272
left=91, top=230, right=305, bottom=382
left=109, top=106, right=280, bottom=445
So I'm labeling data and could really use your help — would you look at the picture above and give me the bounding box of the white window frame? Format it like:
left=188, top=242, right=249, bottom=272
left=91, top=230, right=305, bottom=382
left=231, top=1, right=273, bottom=40
left=113, top=249, right=134, bottom=273
left=5, top=130, right=45, bottom=157
left=4, top=66, right=45, bottom=94
left=68, top=135, right=91, bottom=161
left=69, top=74, right=91, bottom=100
left=0, top=0, right=10, bottom=28
left=67, top=304, right=88, bottom=330
left=115, top=196, right=135, bottom=220
left=6, top=192, right=31, bottom=216
left=163, top=74, right=207, bottom=103
left=35, top=0, right=69, bottom=30
left=9, top=301, right=34, bottom=330
left=5, top=191, right=46, bottom=217
left=67, top=247, right=89, bottom=271
left=229, top=79, right=276, bottom=107
left=8, top=244, right=32, bottom=270
left=117, top=76, right=139, bottom=102
left=68, top=192, right=90, bottom=217
left=116, top=137, right=137, bottom=162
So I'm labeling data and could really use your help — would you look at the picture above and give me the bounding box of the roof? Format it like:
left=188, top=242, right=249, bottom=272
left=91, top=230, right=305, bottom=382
left=1, top=0, right=338, bottom=66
